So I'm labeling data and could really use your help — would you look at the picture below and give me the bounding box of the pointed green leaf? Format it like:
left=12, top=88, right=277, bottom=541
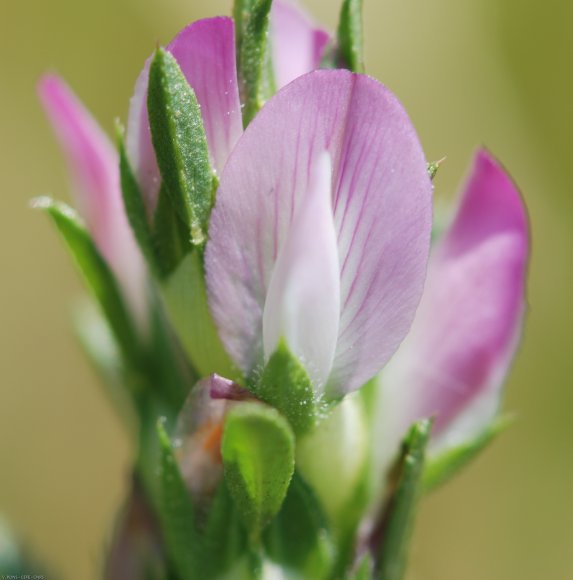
left=234, top=0, right=276, bottom=125
left=148, top=47, right=215, bottom=246
left=156, top=420, right=199, bottom=579
left=34, top=197, right=140, bottom=365
left=423, top=415, right=514, bottom=492
left=253, top=340, right=318, bottom=436
left=375, top=419, right=432, bottom=580
left=337, top=0, right=365, bottom=73
left=222, top=402, right=295, bottom=542
left=264, top=473, right=333, bottom=578
left=161, top=251, right=238, bottom=380
left=116, top=123, right=161, bottom=276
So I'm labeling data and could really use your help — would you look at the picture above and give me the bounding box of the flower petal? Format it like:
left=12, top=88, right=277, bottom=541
left=126, top=17, right=243, bottom=214
left=205, top=70, right=432, bottom=395
left=271, top=0, right=330, bottom=89
left=262, top=152, right=340, bottom=391
left=377, top=149, right=529, bottom=458
left=38, top=74, right=147, bottom=325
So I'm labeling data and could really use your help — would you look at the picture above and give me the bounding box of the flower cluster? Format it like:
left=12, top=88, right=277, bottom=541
left=37, top=0, right=528, bottom=578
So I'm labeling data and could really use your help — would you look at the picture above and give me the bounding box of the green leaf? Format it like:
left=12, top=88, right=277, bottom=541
left=34, top=198, right=140, bottom=365
left=253, top=340, right=318, bottom=436
left=221, top=402, right=295, bottom=542
left=156, top=420, right=199, bottom=579
left=148, top=47, right=215, bottom=246
left=234, top=0, right=276, bottom=125
left=117, top=123, right=161, bottom=276
left=264, top=472, right=333, bottom=578
left=152, top=182, right=192, bottom=277
left=161, top=251, right=239, bottom=380
left=375, top=419, right=432, bottom=580
left=202, top=479, right=249, bottom=578
left=337, top=0, right=365, bottom=73
left=423, top=415, right=514, bottom=492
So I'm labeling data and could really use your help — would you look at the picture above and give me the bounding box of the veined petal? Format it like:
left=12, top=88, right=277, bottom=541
left=377, top=149, right=528, bottom=461
left=205, top=70, right=432, bottom=395
left=38, top=75, right=147, bottom=325
left=262, top=153, right=340, bottom=391
left=126, top=17, right=243, bottom=214
left=271, top=0, right=330, bottom=89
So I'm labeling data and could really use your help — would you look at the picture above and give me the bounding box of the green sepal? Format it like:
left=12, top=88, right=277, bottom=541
left=161, top=251, right=239, bottom=380
left=116, top=122, right=161, bottom=276
left=375, top=419, right=432, bottom=580
left=201, top=479, right=249, bottom=578
left=264, top=472, right=334, bottom=579
left=253, top=340, right=319, bottom=436
left=337, top=0, right=365, bottom=73
left=148, top=47, right=215, bottom=246
left=221, top=402, right=295, bottom=543
left=234, top=0, right=276, bottom=125
left=423, top=414, right=514, bottom=492
left=156, top=420, right=199, bottom=579
left=34, top=198, right=140, bottom=366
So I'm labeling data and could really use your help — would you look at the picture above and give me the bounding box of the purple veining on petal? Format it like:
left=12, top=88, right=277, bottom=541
left=205, top=70, right=432, bottom=395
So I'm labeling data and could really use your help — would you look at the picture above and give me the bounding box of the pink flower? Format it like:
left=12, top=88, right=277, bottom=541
left=38, top=76, right=148, bottom=328
left=372, top=149, right=529, bottom=468
left=205, top=69, right=433, bottom=396
left=123, top=9, right=433, bottom=398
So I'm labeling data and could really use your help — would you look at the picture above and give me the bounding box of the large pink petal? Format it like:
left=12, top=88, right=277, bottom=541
left=377, top=149, right=529, bottom=456
left=126, top=17, right=243, bottom=214
left=39, top=75, right=147, bottom=325
left=205, top=70, right=432, bottom=396
left=271, top=0, right=330, bottom=89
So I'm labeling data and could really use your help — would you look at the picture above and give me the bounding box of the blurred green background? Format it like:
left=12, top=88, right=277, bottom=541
left=1, top=0, right=571, bottom=578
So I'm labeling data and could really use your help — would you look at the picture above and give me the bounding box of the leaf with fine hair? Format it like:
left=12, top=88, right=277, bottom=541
left=253, top=340, right=318, bottom=436
left=233, top=0, right=276, bottom=125
left=147, top=47, right=215, bottom=246
left=221, top=402, right=295, bottom=543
